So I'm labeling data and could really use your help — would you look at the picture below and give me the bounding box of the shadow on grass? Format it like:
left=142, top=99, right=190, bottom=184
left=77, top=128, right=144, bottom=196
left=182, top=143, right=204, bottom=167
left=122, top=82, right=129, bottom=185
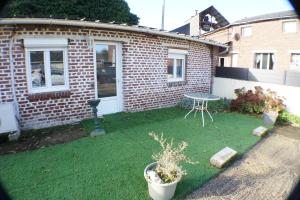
left=81, top=107, right=186, bottom=133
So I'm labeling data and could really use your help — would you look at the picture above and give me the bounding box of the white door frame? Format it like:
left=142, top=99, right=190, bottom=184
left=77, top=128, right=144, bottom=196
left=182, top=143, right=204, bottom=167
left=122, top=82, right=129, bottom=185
left=93, top=41, right=123, bottom=115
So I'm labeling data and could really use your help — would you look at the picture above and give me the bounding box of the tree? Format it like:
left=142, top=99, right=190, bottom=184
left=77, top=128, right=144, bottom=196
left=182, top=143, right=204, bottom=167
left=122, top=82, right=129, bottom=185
left=0, top=0, right=139, bottom=25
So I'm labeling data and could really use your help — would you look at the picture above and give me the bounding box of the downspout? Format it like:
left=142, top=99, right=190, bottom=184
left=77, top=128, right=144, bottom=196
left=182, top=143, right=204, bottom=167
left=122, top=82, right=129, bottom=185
left=9, top=29, right=20, bottom=120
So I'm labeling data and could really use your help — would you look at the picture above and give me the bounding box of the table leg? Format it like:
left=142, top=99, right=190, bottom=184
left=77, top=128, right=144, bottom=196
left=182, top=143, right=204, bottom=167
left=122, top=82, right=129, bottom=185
left=194, top=100, right=200, bottom=118
left=205, top=101, right=214, bottom=122
left=185, top=98, right=196, bottom=119
left=201, top=100, right=205, bottom=127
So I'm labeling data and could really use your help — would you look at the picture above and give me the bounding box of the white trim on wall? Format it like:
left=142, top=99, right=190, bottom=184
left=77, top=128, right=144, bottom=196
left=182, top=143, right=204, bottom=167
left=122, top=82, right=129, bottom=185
left=252, top=50, right=277, bottom=53
left=24, top=38, right=68, bottom=48
left=168, top=49, right=188, bottom=55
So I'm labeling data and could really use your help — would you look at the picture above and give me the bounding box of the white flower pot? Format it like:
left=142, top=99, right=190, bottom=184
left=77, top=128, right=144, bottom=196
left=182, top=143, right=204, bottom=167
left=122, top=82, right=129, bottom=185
left=144, top=162, right=181, bottom=200
left=263, top=111, right=279, bottom=126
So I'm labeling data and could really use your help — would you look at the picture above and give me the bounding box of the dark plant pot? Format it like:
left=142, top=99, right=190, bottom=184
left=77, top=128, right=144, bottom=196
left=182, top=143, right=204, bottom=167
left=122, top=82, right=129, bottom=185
left=263, top=111, right=278, bottom=126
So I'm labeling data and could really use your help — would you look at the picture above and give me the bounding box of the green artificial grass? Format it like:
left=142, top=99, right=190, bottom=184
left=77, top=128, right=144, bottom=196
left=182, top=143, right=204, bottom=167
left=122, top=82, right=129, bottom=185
left=0, top=107, right=264, bottom=200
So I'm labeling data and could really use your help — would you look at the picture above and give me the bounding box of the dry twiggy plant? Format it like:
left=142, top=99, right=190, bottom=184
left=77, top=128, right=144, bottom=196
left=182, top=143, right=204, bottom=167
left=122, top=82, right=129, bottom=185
left=149, top=132, right=198, bottom=183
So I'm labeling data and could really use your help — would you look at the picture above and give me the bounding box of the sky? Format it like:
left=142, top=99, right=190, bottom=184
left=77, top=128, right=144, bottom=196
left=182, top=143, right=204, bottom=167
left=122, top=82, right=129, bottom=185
left=125, top=0, right=294, bottom=30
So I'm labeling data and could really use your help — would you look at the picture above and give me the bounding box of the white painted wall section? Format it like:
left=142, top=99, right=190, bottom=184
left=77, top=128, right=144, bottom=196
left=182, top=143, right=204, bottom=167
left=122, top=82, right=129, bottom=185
left=213, top=77, right=300, bottom=116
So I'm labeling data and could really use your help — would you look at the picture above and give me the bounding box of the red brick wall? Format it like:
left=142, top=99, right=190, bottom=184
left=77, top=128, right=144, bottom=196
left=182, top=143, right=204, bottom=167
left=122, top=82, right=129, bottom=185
left=0, top=24, right=216, bottom=129
left=0, top=26, right=14, bottom=102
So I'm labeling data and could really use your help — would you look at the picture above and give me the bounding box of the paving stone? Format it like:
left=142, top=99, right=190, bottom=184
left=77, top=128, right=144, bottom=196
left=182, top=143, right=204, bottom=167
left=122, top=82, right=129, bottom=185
left=253, top=126, right=268, bottom=137
left=210, top=147, right=237, bottom=168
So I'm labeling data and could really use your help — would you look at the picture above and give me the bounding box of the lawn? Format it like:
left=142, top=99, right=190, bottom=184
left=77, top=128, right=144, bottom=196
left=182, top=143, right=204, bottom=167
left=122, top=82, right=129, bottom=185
left=0, top=107, right=264, bottom=200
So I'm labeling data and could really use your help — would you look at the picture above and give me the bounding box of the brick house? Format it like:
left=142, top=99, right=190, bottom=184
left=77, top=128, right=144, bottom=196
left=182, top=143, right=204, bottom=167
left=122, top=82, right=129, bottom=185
left=0, top=18, right=226, bottom=130
left=202, top=10, right=300, bottom=71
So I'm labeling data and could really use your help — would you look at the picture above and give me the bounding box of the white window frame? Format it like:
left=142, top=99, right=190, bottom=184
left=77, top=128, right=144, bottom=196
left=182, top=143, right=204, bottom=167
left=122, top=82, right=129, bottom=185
left=167, top=49, right=187, bottom=82
left=253, top=52, right=275, bottom=70
left=25, top=47, right=69, bottom=94
left=282, top=20, right=297, bottom=33
left=290, top=51, right=300, bottom=69
left=241, top=26, right=252, bottom=37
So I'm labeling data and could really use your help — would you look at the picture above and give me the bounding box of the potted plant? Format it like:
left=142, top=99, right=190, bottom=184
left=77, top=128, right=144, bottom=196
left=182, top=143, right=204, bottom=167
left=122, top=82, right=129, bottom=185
left=263, top=89, right=285, bottom=125
left=144, top=132, right=197, bottom=200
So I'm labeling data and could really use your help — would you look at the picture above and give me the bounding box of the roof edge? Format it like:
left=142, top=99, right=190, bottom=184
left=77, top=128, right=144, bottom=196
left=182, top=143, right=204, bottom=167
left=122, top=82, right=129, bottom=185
left=202, top=14, right=299, bottom=36
left=231, top=15, right=299, bottom=26
left=0, top=18, right=228, bottom=48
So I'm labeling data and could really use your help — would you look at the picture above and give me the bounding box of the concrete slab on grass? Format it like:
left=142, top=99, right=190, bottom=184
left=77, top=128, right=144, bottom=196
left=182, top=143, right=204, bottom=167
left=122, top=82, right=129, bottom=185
left=253, top=126, right=268, bottom=137
left=210, top=147, right=237, bottom=168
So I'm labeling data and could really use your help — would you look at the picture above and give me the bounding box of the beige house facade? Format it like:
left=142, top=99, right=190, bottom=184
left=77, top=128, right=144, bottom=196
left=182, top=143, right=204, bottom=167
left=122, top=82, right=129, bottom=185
left=203, top=11, right=300, bottom=71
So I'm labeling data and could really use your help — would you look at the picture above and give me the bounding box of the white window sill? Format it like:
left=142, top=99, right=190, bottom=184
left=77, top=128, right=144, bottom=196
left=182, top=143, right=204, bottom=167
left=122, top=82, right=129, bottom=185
left=28, top=86, right=69, bottom=94
left=167, top=78, right=184, bottom=83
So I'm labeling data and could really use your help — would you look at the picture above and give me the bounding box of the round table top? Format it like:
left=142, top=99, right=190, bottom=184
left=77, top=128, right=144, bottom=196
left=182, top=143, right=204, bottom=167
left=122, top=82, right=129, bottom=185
left=184, top=92, right=220, bottom=101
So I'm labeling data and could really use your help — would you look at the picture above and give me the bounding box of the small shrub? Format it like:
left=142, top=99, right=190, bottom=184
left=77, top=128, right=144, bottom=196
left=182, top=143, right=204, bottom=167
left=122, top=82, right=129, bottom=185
left=178, top=98, right=230, bottom=113
left=264, top=89, right=285, bottom=112
left=230, top=86, right=265, bottom=114
left=230, top=86, right=285, bottom=114
left=278, top=111, right=300, bottom=125
left=149, top=132, right=197, bottom=183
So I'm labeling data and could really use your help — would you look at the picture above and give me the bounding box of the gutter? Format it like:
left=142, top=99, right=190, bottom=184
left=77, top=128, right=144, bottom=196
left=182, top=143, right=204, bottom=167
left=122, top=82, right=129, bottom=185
left=219, top=46, right=229, bottom=55
left=0, top=18, right=228, bottom=48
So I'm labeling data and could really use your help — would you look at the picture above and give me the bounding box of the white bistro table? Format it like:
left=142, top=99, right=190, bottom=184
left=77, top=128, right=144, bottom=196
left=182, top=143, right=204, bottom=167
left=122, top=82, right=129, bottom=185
left=184, top=92, right=220, bottom=127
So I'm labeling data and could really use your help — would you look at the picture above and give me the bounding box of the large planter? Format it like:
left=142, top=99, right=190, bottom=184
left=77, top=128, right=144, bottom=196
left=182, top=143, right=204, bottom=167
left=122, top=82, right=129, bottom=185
left=263, top=111, right=279, bottom=126
left=144, top=162, right=181, bottom=200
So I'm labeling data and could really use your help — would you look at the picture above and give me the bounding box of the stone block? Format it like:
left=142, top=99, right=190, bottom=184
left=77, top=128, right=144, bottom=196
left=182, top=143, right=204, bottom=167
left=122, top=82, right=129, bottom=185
left=210, top=147, right=237, bottom=168
left=253, top=126, right=268, bottom=137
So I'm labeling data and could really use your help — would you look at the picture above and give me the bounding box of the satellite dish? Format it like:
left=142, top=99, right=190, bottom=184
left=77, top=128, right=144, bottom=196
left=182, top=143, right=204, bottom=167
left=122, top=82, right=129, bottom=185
left=234, top=33, right=240, bottom=41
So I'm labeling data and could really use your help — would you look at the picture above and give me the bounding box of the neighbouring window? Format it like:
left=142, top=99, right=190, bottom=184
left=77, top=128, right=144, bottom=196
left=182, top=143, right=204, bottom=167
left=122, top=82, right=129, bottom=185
left=26, top=48, right=68, bottom=93
left=291, top=53, right=300, bottom=68
left=283, top=21, right=297, bottom=33
left=241, top=26, right=252, bottom=37
left=231, top=53, right=238, bottom=67
left=254, top=53, right=274, bottom=70
left=167, top=49, right=187, bottom=82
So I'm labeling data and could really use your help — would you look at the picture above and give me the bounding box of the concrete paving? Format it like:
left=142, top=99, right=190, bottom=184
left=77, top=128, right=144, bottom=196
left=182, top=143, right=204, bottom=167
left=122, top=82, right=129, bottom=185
left=186, top=125, right=300, bottom=200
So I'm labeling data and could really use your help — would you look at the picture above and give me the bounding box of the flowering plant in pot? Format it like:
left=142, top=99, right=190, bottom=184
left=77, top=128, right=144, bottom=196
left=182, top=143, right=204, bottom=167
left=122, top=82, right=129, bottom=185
left=263, top=89, right=285, bottom=125
left=144, top=132, right=197, bottom=200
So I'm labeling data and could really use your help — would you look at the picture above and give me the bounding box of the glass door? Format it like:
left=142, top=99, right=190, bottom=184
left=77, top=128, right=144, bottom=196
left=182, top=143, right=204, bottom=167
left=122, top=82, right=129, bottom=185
left=95, top=43, right=122, bottom=115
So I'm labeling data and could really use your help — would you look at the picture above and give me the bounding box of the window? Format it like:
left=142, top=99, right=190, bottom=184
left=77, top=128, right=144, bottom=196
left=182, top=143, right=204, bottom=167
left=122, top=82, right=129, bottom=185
left=241, top=26, right=252, bottom=37
left=231, top=53, right=238, bottom=67
left=254, top=53, right=274, bottom=70
left=25, top=38, right=69, bottom=93
left=283, top=21, right=297, bottom=33
left=167, top=49, right=187, bottom=82
left=290, top=53, right=300, bottom=68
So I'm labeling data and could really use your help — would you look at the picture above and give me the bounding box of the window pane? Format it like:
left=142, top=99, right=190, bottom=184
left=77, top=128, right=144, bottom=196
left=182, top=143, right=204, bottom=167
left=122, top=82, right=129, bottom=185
left=261, top=53, right=268, bottom=69
left=50, top=51, right=65, bottom=86
left=269, top=53, right=274, bottom=70
left=242, top=27, right=252, bottom=36
left=291, top=53, right=300, bottom=67
left=30, top=51, right=45, bottom=88
left=283, top=21, right=296, bottom=33
left=96, top=44, right=116, bottom=98
left=167, top=58, right=174, bottom=79
left=255, top=54, right=261, bottom=69
left=176, top=59, right=183, bottom=78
